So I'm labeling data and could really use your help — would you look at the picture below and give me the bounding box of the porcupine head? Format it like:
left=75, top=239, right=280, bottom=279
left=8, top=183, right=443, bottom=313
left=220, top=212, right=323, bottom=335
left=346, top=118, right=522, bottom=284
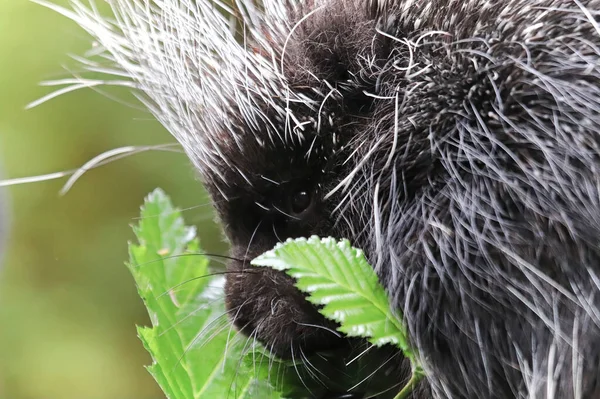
left=45, top=0, right=600, bottom=397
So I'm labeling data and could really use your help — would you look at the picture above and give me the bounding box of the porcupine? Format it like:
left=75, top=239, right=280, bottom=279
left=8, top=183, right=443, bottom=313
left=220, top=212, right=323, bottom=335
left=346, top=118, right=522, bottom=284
left=43, top=0, right=600, bottom=397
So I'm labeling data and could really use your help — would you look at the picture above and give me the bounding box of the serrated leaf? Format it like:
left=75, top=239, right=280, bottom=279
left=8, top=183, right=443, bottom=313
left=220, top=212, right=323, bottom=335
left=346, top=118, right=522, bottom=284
left=252, top=236, right=416, bottom=362
left=128, top=188, right=284, bottom=399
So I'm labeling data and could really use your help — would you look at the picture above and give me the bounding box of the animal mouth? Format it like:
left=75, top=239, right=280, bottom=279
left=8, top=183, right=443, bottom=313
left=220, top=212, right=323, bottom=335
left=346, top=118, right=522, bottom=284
left=225, top=262, right=346, bottom=358
left=224, top=257, right=409, bottom=396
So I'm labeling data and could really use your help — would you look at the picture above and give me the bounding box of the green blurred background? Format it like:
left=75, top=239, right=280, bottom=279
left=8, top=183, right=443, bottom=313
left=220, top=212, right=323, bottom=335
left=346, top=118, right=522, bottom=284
left=0, top=1, right=228, bottom=397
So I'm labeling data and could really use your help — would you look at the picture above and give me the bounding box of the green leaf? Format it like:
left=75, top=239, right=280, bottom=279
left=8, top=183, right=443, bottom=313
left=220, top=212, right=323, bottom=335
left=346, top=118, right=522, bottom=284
left=251, top=236, right=416, bottom=363
left=128, top=190, right=421, bottom=399
left=128, top=188, right=284, bottom=399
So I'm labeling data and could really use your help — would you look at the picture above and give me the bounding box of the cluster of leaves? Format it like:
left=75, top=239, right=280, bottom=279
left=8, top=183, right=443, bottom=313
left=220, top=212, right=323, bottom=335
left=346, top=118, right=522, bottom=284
left=128, top=189, right=423, bottom=399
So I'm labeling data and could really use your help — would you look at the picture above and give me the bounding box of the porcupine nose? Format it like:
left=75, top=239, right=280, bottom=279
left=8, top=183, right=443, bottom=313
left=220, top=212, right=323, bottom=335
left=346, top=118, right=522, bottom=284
left=224, top=259, right=347, bottom=358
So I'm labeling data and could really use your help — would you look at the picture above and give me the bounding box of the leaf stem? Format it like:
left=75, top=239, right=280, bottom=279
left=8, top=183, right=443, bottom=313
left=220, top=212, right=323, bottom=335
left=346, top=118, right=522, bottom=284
left=393, top=368, right=424, bottom=399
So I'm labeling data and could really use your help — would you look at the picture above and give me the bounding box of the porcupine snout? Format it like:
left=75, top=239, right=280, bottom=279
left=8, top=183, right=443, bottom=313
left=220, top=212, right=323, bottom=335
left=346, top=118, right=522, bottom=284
left=224, top=250, right=345, bottom=359
left=205, top=163, right=349, bottom=359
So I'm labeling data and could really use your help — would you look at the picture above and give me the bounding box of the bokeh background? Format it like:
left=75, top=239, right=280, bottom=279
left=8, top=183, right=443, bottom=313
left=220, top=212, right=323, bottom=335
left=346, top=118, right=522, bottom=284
left=0, top=1, right=228, bottom=397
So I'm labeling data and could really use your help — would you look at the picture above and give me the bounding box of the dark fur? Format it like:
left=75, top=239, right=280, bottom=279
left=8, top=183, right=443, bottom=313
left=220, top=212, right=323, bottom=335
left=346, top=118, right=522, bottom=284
left=200, top=1, right=600, bottom=398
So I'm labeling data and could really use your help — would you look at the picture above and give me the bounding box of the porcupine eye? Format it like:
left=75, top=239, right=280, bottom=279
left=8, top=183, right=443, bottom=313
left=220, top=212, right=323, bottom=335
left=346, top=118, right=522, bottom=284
left=289, top=190, right=313, bottom=216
